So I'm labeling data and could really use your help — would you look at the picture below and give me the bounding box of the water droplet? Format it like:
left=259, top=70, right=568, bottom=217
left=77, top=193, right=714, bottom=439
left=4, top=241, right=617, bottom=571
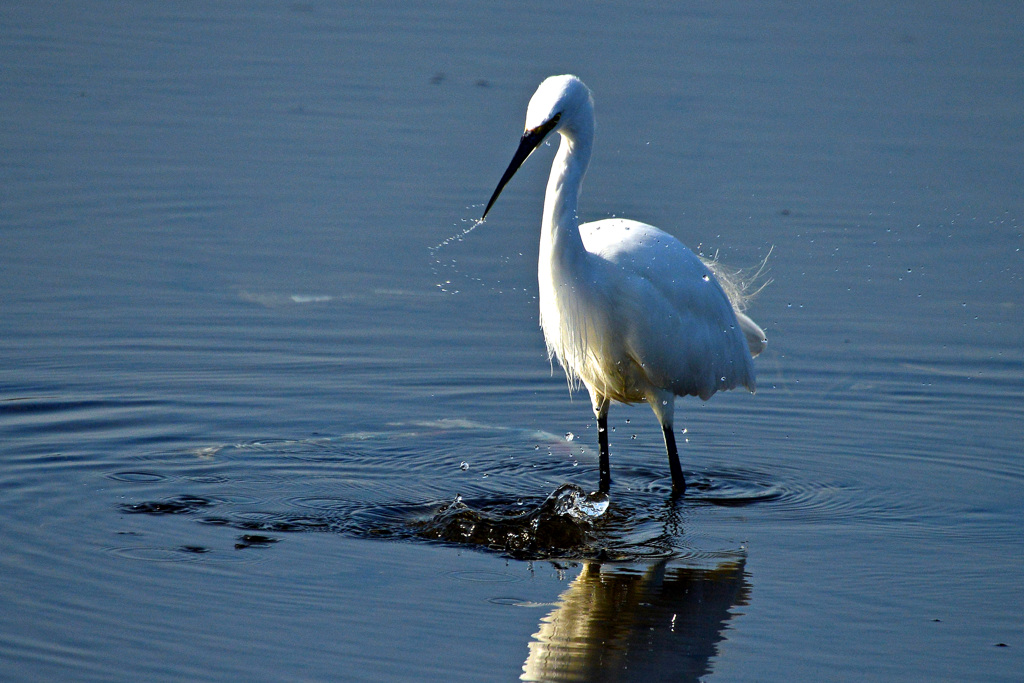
left=565, top=432, right=575, bottom=441
left=624, top=418, right=630, bottom=424
left=459, top=461, right=469, bottom=471
left=631, top=434, right=637, bottom=440
left=702, top=274, right=710, bottom=282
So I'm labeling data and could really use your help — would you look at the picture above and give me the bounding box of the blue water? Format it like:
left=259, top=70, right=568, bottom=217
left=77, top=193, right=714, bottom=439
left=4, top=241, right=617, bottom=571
left=2, top=2, right=1022, bottom=680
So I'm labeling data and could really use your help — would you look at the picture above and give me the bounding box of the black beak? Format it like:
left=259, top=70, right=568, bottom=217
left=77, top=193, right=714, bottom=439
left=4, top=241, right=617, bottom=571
left=482, top=116, right=560, bottom=220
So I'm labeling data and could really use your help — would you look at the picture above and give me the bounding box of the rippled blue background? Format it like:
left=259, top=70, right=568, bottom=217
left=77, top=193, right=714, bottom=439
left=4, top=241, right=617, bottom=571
left=2, top=2, right=1022, bottom=680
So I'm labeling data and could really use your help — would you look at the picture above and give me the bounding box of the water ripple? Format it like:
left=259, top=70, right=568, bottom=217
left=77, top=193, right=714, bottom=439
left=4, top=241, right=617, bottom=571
left=110, top=419, right=997, bottom=561
left=111, top=424, right=813, bottom=561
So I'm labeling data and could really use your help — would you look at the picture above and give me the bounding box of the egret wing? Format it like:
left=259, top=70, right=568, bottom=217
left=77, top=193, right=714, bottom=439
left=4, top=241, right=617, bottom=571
left=580, top=218, right=757, bottom=398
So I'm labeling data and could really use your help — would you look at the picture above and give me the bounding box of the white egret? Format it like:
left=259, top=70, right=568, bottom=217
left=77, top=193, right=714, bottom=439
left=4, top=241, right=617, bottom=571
left=482, top=75, right=766, bottom=495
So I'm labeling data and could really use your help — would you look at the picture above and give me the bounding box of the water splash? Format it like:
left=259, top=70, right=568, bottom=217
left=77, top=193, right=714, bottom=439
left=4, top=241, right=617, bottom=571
left=414, top=484, right=610, bottom=559
left=429, top=213, right=487, bottom=294
left=113, top=429, right=838, bottom=562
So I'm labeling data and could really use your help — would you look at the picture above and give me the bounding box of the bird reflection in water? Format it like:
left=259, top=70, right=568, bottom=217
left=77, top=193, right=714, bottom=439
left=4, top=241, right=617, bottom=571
left=522, top=559, right=749, bottom=682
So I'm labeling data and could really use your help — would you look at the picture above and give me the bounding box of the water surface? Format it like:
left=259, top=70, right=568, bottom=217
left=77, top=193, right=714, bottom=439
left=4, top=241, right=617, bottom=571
left=2, top=2, right=1022, bottom=681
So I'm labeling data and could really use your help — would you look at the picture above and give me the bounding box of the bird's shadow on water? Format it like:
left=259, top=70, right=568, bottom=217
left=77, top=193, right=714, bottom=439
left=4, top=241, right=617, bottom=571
left=520, top=557, right=751, bottom=683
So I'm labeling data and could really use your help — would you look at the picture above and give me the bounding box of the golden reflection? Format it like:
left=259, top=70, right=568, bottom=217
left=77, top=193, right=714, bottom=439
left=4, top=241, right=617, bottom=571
left=522, top=559, right=749, bottom=682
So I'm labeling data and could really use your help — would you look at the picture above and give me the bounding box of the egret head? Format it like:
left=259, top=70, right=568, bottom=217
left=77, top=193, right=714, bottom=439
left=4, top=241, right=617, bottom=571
left=482, top=75, right=594, bottom=220
left=524, top=75, right=593, bottom=134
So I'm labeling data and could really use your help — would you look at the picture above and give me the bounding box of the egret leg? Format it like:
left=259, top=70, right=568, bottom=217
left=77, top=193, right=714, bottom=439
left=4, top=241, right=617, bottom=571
left=591, top=395, right=611, bottom=494
left=662, top=425, right=686, bottom=495
left=598, top=411, right=611, bottom=493
left=648, top=392, right=684, bottom=494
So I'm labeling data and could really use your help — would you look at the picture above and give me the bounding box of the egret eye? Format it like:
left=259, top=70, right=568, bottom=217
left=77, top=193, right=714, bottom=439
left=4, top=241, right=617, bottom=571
left=528, top=112, right=561, bottom=137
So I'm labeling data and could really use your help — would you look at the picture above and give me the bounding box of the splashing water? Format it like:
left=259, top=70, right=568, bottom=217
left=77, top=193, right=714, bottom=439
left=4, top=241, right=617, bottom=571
left=429, top=213, right=487, bottom=294
left=414, top=483, right=610, bottom=559
left=114, top=430, right=800, bottom=562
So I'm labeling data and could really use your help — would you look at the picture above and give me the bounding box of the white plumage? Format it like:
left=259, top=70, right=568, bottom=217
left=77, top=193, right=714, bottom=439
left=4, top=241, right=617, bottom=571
left=483, top=75, right=765, bottom=494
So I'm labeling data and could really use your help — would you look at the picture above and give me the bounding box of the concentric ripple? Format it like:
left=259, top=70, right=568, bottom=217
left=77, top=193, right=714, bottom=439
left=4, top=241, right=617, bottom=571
left=110, top=420, right=879, bottom=561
